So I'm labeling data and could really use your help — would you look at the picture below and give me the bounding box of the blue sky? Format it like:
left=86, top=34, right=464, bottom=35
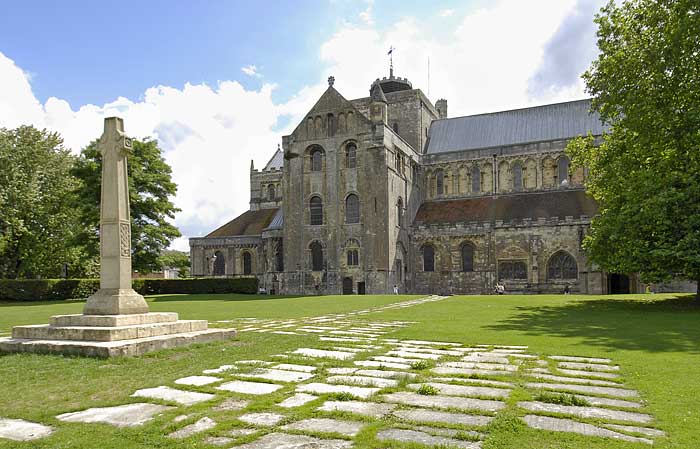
left=0, top=0, right=602, bottom=250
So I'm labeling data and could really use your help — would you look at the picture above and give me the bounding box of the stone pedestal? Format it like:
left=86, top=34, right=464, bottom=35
left=0, top=117, right=236, bottom=357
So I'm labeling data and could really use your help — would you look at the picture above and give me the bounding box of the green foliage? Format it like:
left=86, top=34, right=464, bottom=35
left=72, top=138, right=181, bottom=274
left=534, top=392, right=590, bottom=407
left=0, top=126, right=91, bottom=278
left=157, top=250, right=190, bottom=278
left=0, top=277, right=257, bottom=301
left=327, top=392, right=355, bottom=401
left=410, top=359, right=432, bottom=370
left=567, top=0, right=700, bottom=299
left=416, top=384, right=439, bottom=395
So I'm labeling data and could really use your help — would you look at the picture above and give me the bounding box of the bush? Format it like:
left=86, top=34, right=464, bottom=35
left=0, top=277, right=258, bottom=301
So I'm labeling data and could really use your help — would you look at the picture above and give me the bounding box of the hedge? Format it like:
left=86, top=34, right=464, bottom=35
left=0, top=277, right=258, bottom=301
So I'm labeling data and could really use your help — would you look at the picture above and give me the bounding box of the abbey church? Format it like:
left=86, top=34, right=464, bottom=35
left=189, top=69, right=636, bottom=295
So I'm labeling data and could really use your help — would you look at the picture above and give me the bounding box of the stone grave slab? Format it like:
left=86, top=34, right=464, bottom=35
left=604, top=424, right=666, bottom=437
left=234, top=432, right=352, bottom=449
left=402, top=340, right=461, bottom=346
left=396, top=346, right=463, bottom=356
left=387, top=350, right=440, bottom=360
left=529, top=373, right=620, bottom=386
left=175, top=375, right=222, bottom=386
left=203, top=365, right=235, bottom=374
left=415, top=425, right=484, bottom=440
left=462, top=354, right=511, bottom=364
left=518, top=401, right=652, bottom=424
left=376, top=428, right=481, bottom=449
left=372, top=355, right=418, bottom=364
left=292, top=348, right=355, bottom=360
left=558, top=362, right=620, bottom=372
left=239, top=412, right=285, bottom=426
left=550, top=355, right=612, bottom=363
left=238, top=368, right=314, bottom=383
left=0, top=418, right=54, bottom=441
left=317, top=400, right=396, bottom=418
left=522, top=415, right=652, bottom=445
left=227, top=428, right=258, bottom=436
left=382, top=391, right=505, bottom=412
left=203, top=436, right=234, bottom=446
left=569, top=395, right=642, bottom=409
left=442, top=361, right=517, bottom=372
left=354, top=360, right=410, bottom=370
left=57, top=403, right=173, bottom=427
left=525, top=382, right=639, bottom=398
left=216, top=380, right=283, bottom=395
left=273, top=363, right=317, bottom=373
left=168, top=416, right=216, bottom=438
left=282, top=418, right=364, bottom=436
left=327, top=367, right=358, bottom=375
left=213, top=398, right=250, bottom=411
left=432, top=377, right=513, bottom=388
left=297, top=382, right=379, bottom=399
left=557, top=368, right=620, bottom=380
left=327, top=375, right=398, bottom=388
left=393, top=409, right=493, bottom=426
left=355, top=369, right=416, bottom=379
left=407, top=382, right=510, bottom=399
left=432, top=367, right=515, bottom=377
left=279, top=393, right=318, bottom=408
left=131, top=386, right=214, bottom=406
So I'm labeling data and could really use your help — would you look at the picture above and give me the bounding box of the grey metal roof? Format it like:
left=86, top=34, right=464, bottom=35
left=263, top=147, right=283, bottom=170
left=265, top=208, right=284, bottom=230
left=426, top=99, right=608, bottom=154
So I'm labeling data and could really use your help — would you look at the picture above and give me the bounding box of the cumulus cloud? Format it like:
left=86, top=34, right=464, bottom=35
left=528, top=0, right=603, bottom=99
left=359, top=0, right=374, bottom=26
left=439, top=9, right=455, bottom=17
left=0, top=0, right=597, bottom=251
left=241, top=64, right=262, bottom=78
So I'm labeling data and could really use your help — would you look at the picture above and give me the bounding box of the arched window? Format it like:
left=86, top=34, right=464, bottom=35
left=345, top=194, right=360, bottom=224
left=498, top=261, right=527, bottom=280
left=397, top=197, right=404, bottom=228
left=311, top=149, right=323, bottom=171
left=422, top=245, right=435, bottom=272
left=436, top=170, right=444, bottom=195
left=548, top=251, right=578, bottom=280
left=213, top=250, right=225, bottom=276
left=513, top=162, right=523, bottom=191
left=347, top=249, right=359, bottom=266
left=471, top=165, right=481, bottom=193
left=275, top=243, right=284, bottom=272
left=558, top=156, right=569, bottom=184
left=461, top=243, right=474, bottom=272
left=327, top=113, right=335, bottom=137
left=392, top=122, right=399, bottom=133
left=310, top=196, right=323, bottom=225
left=242, top=252, right=252, bottom=275
left=267, top=184, right=276, bottom=201
left=310, top=242, right=323, bottom=271
left=346, top=143, right=357, bottom=168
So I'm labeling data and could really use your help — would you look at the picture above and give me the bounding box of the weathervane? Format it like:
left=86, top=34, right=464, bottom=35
left=388, top=46, right=394, bottom=77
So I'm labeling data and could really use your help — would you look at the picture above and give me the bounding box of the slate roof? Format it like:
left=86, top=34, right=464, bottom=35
left=426, top=99, right=608, bottom=154
left=265, top=208, right=284, bottom=230
left=206, top=208, right=279, bottom=237
left=263, top=148, right=283, bottom=171
left=413, top=190, right=598, bottom=225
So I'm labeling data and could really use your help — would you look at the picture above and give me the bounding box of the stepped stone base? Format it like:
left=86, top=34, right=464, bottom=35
left=0, top=312, right=236, bottom=357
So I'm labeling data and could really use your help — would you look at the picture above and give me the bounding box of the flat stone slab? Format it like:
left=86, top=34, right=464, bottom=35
left=393, top=409, right=493, bottom=426
left=387, top=350, right=440, bottom=360
left=355, top=369, right=416, bottom=379
left=283, top=418, right=364, bottom=436
left=442, top=361, right=517, bottom=372
left=239, top=412, right=285, bottom=426
left=402, top=340, right=461, bottom=346
left=570, top=395, right=642, bottom=409
left=518, top=401, right=652, bottom=423
left=203, top=436, right=234, bottom=446
left=50, top=312, right=178, bottom=327
left=523, top=415, right=652, bottom=445
left=558, top=361, right=620, bottom=372
left=57, top=403, right=173, bottom=427
left=317, top=400, right=396, bottom=417
left=407, top=382, right=510, bottom=399
left=529, top=373, right=620, bottom=386
left=0, top=418, right=54, bottom=441
left=239, top=368, right=314, bottom=383
left=396, top=346, right=463, bottom=356
left=432, top=377, right=513, bottom=388
left=216, top=380, right=283, bottom=395
left=132, top=386, right=214, bottom=406
left=382, top=391, right=505, bottom=412
left=550, top=355, right=612, bottom=363
left=174, top=375, right=222, bottom=386
left=292, top=348, right=355, bottom=360
left=213, top=398, right=250, bottom=411
left=526, top=382, right=639, bottom=398
left=273, top=364, right=317, bottom=373
left=12, top=320, right=208, bottom=342
left=169, top=416, right=216, bottom=438
left=327, top=367, right=358, bottom=375
left=376, top=428, right=481, bottom=449
left=604, top=424, right=666, bottom=437
left=235, top=432, right=352, bottom=449
left=557, top=368, right=620, bottom=380
left=415, top=425, right=484, bottom=440
left=432, top=367, right=515, bottom=377
left=462, top=354, right=511, bottom=364
left=279, top=393, right=318, bottom=408
left=203, top=365, right=236, bottom=374
left=297, top=382, right=379, bottom=399
left=354, top=360, right=411, bottom=370
left=327, top=375, right=398, bottom=388
left=372, top=355, right=419, bottom=364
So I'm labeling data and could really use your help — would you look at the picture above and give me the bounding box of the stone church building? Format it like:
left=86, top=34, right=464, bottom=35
left=189, top=70, right=638, bottom=296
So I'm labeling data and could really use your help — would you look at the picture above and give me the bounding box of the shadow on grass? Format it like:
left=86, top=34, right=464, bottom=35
left=148, top=293, right=304, bottom=303
left=486, top=294, right=700, bottom=353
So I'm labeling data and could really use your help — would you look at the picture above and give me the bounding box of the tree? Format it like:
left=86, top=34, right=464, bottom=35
left=0, top=126, right=90, bottom=278
left=72, top=138, right=181, bottom=274
left=158, top=250, right=190, bottom=278
left=567, top=0, right=700, bottom=300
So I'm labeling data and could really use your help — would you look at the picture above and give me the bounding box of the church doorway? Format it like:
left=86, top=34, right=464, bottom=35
left=608, top=273, right=630, bottom=294
left=342, top=277, right=354, bottom=295
left=357, top=282, right=366, bottom=295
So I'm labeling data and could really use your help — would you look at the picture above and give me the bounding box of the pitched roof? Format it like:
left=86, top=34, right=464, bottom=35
left=426, top=99, right=609, bottom=154
left=370, top=83, right=387, bottom=103
left=265, top=208, right=284, bottom=230
left=206, top=208, right=279, bottom=237
left=263, top=147, right=283, bottom=171
left=414, top=190, right=598, bottom=225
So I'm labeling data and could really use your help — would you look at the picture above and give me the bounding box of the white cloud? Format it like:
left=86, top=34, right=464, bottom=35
left=241, top=64, right=262, bottom=78
left=0, top=0, right=598, bottom=251
left=359, top=0, right=374, bottom=25
left=439, top=9, right=455, bottom=17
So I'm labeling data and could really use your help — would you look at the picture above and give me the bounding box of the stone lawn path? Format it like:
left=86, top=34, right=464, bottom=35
left=0, top=295, right=666, bottom=447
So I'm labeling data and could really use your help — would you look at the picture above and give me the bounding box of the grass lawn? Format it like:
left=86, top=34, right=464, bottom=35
left=0, top=292, right=698, bottom=448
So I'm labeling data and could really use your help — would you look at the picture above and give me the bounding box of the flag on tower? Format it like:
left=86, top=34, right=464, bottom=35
left=388, top=46, right=394, bottom=55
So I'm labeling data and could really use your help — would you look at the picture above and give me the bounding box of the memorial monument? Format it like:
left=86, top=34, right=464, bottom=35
left=0, top=117, right=236, bottom=357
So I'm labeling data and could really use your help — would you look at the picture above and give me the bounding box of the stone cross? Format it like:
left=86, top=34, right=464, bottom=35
left=83, top=117, right=149, bottom=315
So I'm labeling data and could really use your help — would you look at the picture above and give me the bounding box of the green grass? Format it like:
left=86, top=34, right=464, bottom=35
left=0, top=292, right=698, bottom=449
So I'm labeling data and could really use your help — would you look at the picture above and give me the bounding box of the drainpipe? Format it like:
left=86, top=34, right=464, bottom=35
left=492, top=153, right=497, bottom=195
